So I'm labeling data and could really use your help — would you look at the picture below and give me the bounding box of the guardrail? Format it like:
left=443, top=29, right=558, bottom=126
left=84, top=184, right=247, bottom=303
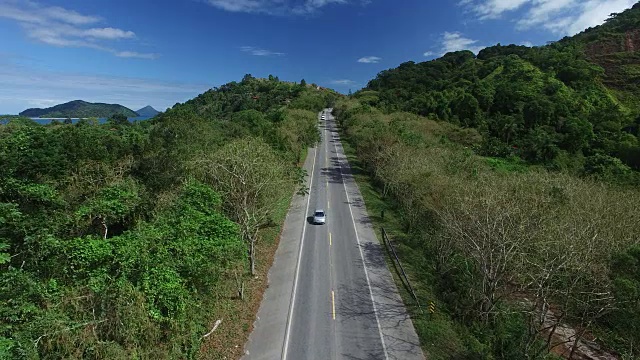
left=381, top=227, right=422, bottom=312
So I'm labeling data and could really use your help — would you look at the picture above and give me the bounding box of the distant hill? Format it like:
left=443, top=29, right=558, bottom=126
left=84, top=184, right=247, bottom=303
left=136, top=105, right=160, bottom=117
left=20, top=100, right=138, bottom=118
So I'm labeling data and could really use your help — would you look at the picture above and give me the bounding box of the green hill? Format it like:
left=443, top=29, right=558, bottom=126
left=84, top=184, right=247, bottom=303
left=361, top=3, right=640, bottom=179
left=20, top=100, right=138, bottom=118
left=164, top=74, right=338, bottom=120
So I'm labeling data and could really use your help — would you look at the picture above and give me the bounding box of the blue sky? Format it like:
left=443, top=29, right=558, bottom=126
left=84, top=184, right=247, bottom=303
left=0, top=0, right=636, bottom=114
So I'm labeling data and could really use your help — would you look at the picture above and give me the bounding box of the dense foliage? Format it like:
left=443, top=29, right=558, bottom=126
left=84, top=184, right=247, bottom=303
left=19, top=100, right=138, bottom=119
left=334, top=99, right=640, bottom=359
left=0, top=76, right=331, bottom=358
left=361, top=5, right=640, bottom=181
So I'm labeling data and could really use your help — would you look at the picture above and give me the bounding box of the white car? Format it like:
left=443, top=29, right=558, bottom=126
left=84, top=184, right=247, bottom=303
left=313, top=209, right=326, bottom=225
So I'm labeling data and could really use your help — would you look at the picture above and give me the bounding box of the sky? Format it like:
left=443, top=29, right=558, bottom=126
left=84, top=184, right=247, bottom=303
left=0, top=0, right=636, bottom=114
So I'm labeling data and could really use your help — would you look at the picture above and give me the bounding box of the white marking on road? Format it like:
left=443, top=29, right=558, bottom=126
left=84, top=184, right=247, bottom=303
left=331, top=119, right=389, bottom=360
left=331, top=290, right=336, bottom=320
left=282, top=145, right=318, bottom=360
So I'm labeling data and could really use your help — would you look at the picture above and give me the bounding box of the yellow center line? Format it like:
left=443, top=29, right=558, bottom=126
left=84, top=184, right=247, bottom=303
left=331, top=290, right=336, bottom=320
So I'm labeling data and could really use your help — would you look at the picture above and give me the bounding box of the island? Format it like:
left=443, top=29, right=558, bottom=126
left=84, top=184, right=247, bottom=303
left=20, top=100, right=138, bottom=118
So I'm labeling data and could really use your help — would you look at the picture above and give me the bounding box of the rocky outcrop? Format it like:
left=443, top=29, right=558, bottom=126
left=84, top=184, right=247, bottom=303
left=585, top=30, right=640, bottom=93
left=586, top=29, right=640, bottom=57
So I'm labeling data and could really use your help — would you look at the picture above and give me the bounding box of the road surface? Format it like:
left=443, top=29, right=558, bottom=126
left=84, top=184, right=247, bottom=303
left=243, top=110, right=424, bottom=360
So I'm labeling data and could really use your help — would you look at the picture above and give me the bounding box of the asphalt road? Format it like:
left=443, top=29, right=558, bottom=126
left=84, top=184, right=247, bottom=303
left=243, top=110, right=424, bottom=360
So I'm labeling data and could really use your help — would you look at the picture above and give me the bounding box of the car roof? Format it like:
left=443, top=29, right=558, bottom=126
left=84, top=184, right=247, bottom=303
left=314, top=209, right=325, bottom=213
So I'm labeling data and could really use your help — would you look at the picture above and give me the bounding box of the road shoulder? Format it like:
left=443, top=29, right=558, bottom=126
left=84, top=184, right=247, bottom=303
left=242, top=147, right=315, bottom=360
left=335, top=134, right=426, bottom=360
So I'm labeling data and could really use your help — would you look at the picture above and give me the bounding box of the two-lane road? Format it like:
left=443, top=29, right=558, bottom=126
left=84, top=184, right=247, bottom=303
left=244, top=110, right=424, bottom=360
left=284, top=110, right=386, bottom=359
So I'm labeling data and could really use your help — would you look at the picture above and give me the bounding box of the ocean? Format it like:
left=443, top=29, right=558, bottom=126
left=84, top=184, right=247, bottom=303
left=29, top=116, right=153, bottom=125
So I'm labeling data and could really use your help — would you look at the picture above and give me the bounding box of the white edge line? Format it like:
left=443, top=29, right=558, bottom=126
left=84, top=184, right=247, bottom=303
left=332, top=116, right=389, bottom=360
left=281, top=118, right=319, bottom=360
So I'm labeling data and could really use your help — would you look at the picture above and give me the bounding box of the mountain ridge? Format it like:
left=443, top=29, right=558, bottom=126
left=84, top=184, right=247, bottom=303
left=135, top=105, right=160, bottom=117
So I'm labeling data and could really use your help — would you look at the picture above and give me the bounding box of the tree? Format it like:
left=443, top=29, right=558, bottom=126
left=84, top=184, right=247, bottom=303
left=300, top=79, right=307, bottom=87
left=76, top=178, right=142, bottom=239
left=109, top=113, right=130, bottom=126
left=437, top=178, right=545, bottom=323
left=242, top=73, right=254, bottom=83
left=191, top=138, right=292, bottom=275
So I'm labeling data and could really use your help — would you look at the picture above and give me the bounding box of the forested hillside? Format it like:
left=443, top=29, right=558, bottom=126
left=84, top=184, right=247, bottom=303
left=334, top=98, right=640, bottom=359
left=0, top=76, right=334, bottom=358
left=20, top=100, right=139, bottom=119
left=362, top=4, right=640, bottom=182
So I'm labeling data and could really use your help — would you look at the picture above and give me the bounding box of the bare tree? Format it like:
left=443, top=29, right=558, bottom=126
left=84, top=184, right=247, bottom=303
left=192, top=138, right=292, bottom=275
left=436, top=175, right=549, bottom=323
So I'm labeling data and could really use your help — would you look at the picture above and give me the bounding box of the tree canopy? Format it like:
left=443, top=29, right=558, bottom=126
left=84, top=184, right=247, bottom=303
left=0, top=76, right=335, bottom=358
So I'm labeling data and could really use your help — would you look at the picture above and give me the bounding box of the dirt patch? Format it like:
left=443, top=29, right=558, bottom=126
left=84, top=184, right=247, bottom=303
left=542, top=309, right=618, bottom=360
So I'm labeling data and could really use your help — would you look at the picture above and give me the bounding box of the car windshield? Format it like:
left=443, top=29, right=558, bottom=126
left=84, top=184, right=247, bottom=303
left=315, top=211, right=325, bottom=216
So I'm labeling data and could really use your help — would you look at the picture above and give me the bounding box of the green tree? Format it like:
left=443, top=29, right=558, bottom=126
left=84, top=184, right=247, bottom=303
left=109, top=113, right=130, bottom=126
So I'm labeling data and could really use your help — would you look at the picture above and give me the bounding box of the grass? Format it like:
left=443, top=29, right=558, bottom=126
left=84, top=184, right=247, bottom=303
left=340, top=137, right=479, bottom=359
left=485, top=156, right=529, bottom=173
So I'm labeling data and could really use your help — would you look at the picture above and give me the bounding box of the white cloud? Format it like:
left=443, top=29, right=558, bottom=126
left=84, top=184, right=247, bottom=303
left=0, top=63, right=209, bottom=114
left=115, top=51, right=159, bottom=59
left=292, top=0, right=347, bottom=15
left=461, top=0, right=635, bottom=36
left=206, top=0, right=265, bottom=13
left=206, top=0, right=361, bottom=15
left=240, top=46, right=285, bottom=56
left=330, top=79, right=356, bottom=86
left=468, top=0, right=530, bottom=19
left=83, top=27, right=135, bottom=40
left=423, top=32, right=489, bottom=58
left=40, top=5, right=100, bottom=25
left=357, top=56, right=381, bottom=63
left=521, top=41, right=533, bottom=47
left=440, top=32, right=487, bottom=55
left=546, top=0, right=636, bottom=35
left=0, top=0, right=155, bottom=58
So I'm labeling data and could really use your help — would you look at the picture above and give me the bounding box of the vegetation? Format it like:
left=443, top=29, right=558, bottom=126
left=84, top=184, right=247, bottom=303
left=19, top=100, right=138, bottom=119
left=337, top=7, right=640, bottom=358
left=334, top=98, right=640, bottom=359
left=360, top=6, right=640, bottom=182
left=0, top=76, right=333, bottom=358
